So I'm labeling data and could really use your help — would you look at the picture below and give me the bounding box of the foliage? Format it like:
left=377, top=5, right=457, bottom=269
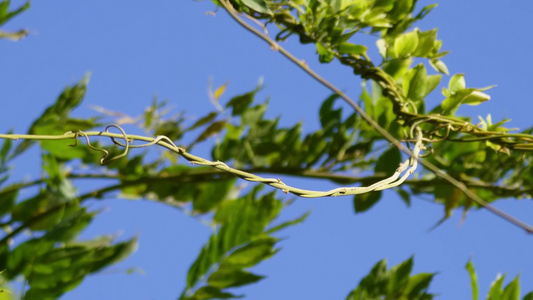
left=466, top=259, right=533, bottom=300
left=1, top=0, right=533, bottom=299
left=346, top=257, right=435, bottom=300
left=0, top=1, right=29, bottom=41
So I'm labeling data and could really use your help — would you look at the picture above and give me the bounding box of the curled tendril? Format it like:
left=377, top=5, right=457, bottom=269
left=103, top=124, right=130, bottom=164
left=418, top=146, right=434, bottom=158
left=69, top=130, right=112, bottom=164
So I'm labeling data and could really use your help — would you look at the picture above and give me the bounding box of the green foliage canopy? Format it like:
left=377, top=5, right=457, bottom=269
left=1, top=0, right=533, bottom=299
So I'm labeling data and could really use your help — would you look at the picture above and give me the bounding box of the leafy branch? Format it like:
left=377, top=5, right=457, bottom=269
left=216, top=0, right=533, bottom=233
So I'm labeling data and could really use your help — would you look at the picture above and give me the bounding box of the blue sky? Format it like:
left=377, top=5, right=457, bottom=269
left=2, top=0, right=533, bottom=299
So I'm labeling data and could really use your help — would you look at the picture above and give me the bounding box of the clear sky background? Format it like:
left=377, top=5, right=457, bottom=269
left=2, top=0, right=533, bottom=299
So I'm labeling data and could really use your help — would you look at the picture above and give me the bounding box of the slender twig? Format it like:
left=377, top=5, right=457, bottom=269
left=217, top=0, right=533, bottom=234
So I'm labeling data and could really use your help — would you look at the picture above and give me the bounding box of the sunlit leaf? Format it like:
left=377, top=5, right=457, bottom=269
left=462, top=91, right=491, bottom=106
left=316, top=43, right=334, bottom=63
left=241, top=0, right=271, bottom=14
left=466, top=259, right=479, bottom=300
left=448, top=73, right=465, bottom=94
left=488, top=274, right=505, bottom=299
left=383, top=58, right=412, bottom=80
left=404, top=64, right=427, bottom=101
left=412, top=28, right=437, bottom=57
left=394, top=31, right=418, bottom=57
left=337, top=43, right=367, bottom=55
left=430, top=59, right=449, bottom=75
left=501, top=275, right=520, bottom=300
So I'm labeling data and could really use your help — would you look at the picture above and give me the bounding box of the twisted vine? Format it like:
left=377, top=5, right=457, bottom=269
left=3, top=124, right=424, bottom=198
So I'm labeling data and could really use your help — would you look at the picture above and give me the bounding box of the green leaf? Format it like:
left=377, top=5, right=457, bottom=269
left=374, top=0, right=395, bottom=11
left=465, top=259, right=479, bottom=300
left=192, top=180, right=235, bottom=213
left=375, top=146, right=401, bottom=176
left=242, top=102, right=268, bottom=126
left=430, top=59, right=449, bottom=75
left=388, top=0, right=414, bottom=21
left=36, top=125, right=87, bottom=160
left=221, top=237, right=278, bottom=269
left=5, top=239, right=55, bottom=279
left=415, top=4, right=438, bottom=21
left=0, top=186, right=17, bottom=216
left=43, top=208, right=95, bottom=242
left=12, top=74, right=90, bottom=159
left=265, top=211, right=310, bottom=234
left=383, top=58, right=412, bottom=80
left=187, top=188, right=282, bottom=289
left=0, top=1, right=30, bottom=26
left=387, top=256, right=413, bottom=294
left=405, top=64, right=427, bottom=101
left=241, top=0, right=271, bottom=14
left=226, top=89, right=258, bottom=116
left=394, top=31, right=418, bottom=57
left=316, top=43, right=334, bottom=63
left=376, top=39, right=387, bottom=58
left=488, top=274, right=506, bottom=299
left=337, top=43, right=367, bottom=55
left=425, top=74, right=442, bottom=96
left=20, top=237, right=138, bottom=299
left=0, top=131, right=12, bottom=163
left=441, top=85, right=492, bottom=113
left=24, top=288, right=61, bottom=300
left=354, top=191, right=382, bottom=213
left=358, top=259, right=390, bottom=295
left=502, top=275, right=520, bottom=300
left=207, top=269, right=264, bottom=289
left=448, top=73, right=465, bottom=94
left=189, top=285, right=241, bottom=300
left=523, top=292, right=533, bottom=300
left=412, top=28, right=437, bottom=57
left=187, top=112, right=218, bottom=131
left=192, top=120, right=227, bottom=145
left=360, top=84, right=375, bottom=118
left=404, top=273, right=434, bottom=298
left=396, top=189, right=411, bottom=207
left=462, top=91, right=491, bottom=106
left=319, top=94, right=342, bottom=133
